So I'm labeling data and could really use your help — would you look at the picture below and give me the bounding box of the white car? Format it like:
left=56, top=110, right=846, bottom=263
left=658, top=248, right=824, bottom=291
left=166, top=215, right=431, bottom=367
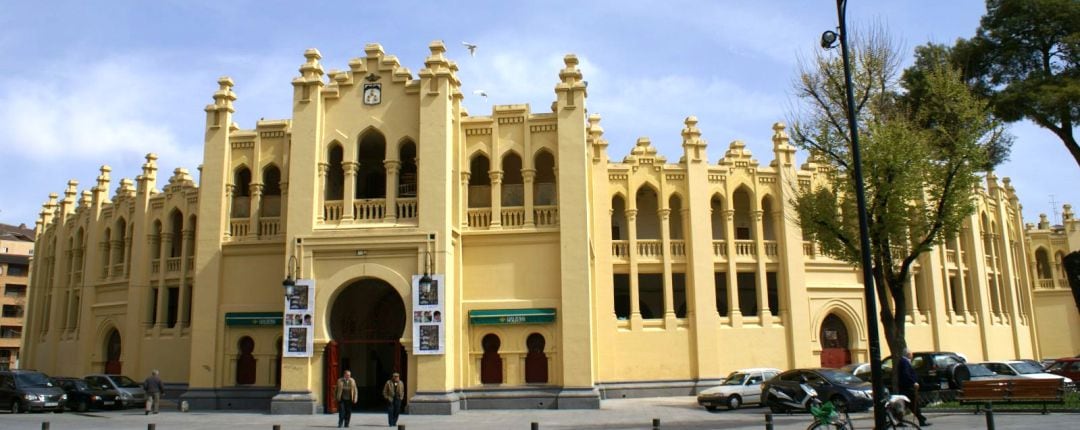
left=980, top=360, right=1075, bottom=385
left=697, top=368, right=781, bottom=411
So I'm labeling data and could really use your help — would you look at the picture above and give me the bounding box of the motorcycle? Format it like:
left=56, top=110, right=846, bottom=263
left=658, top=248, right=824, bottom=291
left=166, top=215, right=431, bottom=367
left=765, top=381, right=820, bottom=413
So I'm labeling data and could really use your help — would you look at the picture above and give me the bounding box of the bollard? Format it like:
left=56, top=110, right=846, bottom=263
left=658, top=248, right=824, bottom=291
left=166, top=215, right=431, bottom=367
left=985, top=402, right=995, bottom=430
left=765, top=412, right=774, bottom=430
left=531, top=422, right=540, bottom=430
left=148, top=424, right=156, bottom=430
left=652, top=418, right=660, bottom=429
left=41, top=422, right=50, bottom=430
left=273, top=425, right=281, bottom=430
left=398, top=426, right=406, bottom=430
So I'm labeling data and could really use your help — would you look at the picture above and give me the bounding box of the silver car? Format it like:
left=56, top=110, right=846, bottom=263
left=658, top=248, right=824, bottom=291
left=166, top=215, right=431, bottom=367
left=697, top=368, right=781, bottom=411
left=84, top=374, right=146, bottom=408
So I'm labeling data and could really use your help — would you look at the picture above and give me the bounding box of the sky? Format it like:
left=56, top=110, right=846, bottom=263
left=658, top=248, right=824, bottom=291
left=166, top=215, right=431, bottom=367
left=1, top=0, right=1076, bottom=228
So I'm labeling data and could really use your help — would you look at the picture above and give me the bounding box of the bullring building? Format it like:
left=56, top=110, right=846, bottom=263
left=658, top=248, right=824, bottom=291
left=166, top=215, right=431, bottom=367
left=22, top=42, right=1067, bottom=414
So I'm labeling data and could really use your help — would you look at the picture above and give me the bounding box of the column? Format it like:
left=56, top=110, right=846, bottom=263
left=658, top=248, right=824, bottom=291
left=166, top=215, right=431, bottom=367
left=523, top=169, right=536, bottom=227
left=249, top=183, right=264, bottom=237
left=316, top=163, right=328, bottom=222
left=109, top=239, right=122, bottom=278
left=157, top=232, right=172, bottom=329
left=342, top=161, right=358, bottom=221
left=952, top=235, right=969, bottom=317
left=489, top=170, right=503, bottom=228
left=384, top=159, right=400, bottom=223
left=659, top=208, right=675, bottom=325
left=724, top=209, right=740, bottom=326
left=224, top=185, right=234, bottom=237
left=626, top=209, right=641, bottom=329
left=752, top=210, right=770, bottom=324
left=460, top=172, right=471, bottom=226
left=179, top=229, right=194, bottom=329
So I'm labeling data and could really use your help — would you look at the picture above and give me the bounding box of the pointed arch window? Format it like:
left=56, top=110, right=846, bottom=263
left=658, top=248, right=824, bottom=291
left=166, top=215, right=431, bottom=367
left=232, top=167, right=252, bottom=218
left=468, top=155, right=491, bottom=208
left=501, top=153, right=524, bottom=207
left=261, top=164, right=282, bottom=217
left=399, top=140, right=418, bottom=197
left=357, top=131, right=386, bottom=199
left=326, top=144, right=345, bottom=200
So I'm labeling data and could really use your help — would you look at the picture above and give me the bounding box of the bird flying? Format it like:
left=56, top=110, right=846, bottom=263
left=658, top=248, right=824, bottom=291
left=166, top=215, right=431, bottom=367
left=473, top=89, right=488, bottom=99
left=462, top=42, right=477, bottom=57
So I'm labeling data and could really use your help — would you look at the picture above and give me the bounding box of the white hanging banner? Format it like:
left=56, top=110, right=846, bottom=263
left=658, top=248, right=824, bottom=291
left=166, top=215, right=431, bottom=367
left=412, top=274, right=445, bottom=355
left=283, top=279, right=315, bottom=358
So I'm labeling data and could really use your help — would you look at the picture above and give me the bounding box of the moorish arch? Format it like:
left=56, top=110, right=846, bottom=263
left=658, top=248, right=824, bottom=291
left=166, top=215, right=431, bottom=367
left=97, top=321, right=123, bottom=375
left=812, top=300, right=865, bottom=368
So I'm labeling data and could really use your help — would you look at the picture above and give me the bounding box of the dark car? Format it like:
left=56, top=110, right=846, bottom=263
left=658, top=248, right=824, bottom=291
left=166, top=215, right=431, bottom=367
left=762, top=368, right=873, bottom=412
left=54, top=377, right=120, bottom=412
left=1046, top=358, right=1080, bottom=382
left=883, top=351, right=967, bottom=391
left=0, top=370, right=67, bottom=413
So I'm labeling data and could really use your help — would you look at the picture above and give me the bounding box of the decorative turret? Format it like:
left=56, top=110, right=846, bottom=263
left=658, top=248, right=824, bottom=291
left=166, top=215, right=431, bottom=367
left=137, top=153, right=158, bottom=195
left=771, top=122, right=796, bottom=168
left=292, top=49, right=323, bottom=104
left=1064, top=204, right=1074, bottom=221
left=587, top=114, right=609, bottom=163
left=40, top=193, right=59, bottom=226
left=92, top=165, right=112, bottom=207
left=624, top=137, right=665, bottom=165
left=680, top=116, right=706, bottom=164
left=166, top=167, right=196, bottom=194
left=555, top=55, right=586, bottom=110
left=1038, top=213, right=1050, bottom=229
left=986, top=171, right=1000, bottom=195
left=60, top=180, right=78, bottom=216
left=719, top=140, right=758, bottom=171
left=420, top=41, right=457, bottom=96
left=205, top=76, right=236, bottom=128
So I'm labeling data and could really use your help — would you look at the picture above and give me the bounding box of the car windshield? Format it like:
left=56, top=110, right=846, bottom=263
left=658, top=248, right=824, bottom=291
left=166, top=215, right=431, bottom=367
left=15, top=372, right=54, bottom=388
left=1012, top=362, right=1044, bottom=374
left=820, top=369, right=864, bottom=385
left=112, top=375, right=141, bottom=388
left=967, top=364, right=996, bottom=377
left=71, top=380, right=90, bottom=391
left=724, top=373, right=749, bottom=385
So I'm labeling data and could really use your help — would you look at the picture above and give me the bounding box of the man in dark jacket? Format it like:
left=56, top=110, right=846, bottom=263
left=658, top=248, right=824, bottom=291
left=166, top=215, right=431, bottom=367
left=143, top=369, right=165, bottom=415
left=899, top=349, right=930, bottom=426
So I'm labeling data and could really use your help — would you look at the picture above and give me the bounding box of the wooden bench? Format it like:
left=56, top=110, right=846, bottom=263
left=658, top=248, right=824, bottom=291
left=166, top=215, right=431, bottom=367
left=958, top=379, right=1065, bottom=414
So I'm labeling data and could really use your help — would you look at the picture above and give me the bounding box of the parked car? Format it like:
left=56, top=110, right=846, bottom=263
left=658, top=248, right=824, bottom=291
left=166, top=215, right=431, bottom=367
left=84, top=374, right=146, bottom=408
left=1045, top=357, right=1080, bottom=382
left=762, top=368, right=873, bottom=412
left=981, top=360, right=1075, bottom=386
left=960, top=363, right=1016, bottom=385
left=697, top=368, right=780, bottom=411
left=839, top=362, right=870, bottom=381
left=0, top=370, right=67, bottom=413
left=53, top=377, right=120, bottom=412
left=882, top=351, right=967, bottom=391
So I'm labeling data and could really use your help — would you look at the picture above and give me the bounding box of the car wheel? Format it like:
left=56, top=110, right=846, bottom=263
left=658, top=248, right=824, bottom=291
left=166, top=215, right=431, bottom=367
left=10, top=401, right=20, bottom=414
left=727, top=395, right=742, bottom=410
left=77, top=400, right=89, bottom=413
left=54, top=406, right=64, bottom=414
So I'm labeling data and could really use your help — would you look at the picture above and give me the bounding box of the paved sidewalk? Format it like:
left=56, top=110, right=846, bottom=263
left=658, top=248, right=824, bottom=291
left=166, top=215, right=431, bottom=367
left=2, top=396, right=1076, bottom=429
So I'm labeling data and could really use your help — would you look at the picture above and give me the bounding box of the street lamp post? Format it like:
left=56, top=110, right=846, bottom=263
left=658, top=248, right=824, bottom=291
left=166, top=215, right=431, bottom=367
left=822, top=1, right=886, bottom=428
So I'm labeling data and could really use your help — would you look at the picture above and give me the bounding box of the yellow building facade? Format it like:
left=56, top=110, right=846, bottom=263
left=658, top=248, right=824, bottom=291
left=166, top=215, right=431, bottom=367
left=1025, top=207, right=1080, bottom=359
left=22, top=42, right=1066, bottom=414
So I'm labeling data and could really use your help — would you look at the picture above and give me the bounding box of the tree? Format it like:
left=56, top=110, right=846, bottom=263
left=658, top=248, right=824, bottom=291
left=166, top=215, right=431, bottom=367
left=789, top=27, right=1012, bottom=390
left=951, top=0, right=1080, bottom=169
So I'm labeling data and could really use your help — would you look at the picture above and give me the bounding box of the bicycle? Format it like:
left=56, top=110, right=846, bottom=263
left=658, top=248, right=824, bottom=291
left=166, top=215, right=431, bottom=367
left=807, top=400, right=853, bottom=430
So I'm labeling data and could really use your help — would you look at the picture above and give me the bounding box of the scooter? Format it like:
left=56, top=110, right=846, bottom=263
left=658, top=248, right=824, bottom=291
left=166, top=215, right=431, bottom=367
left=765, top=381, right=820, bottom=413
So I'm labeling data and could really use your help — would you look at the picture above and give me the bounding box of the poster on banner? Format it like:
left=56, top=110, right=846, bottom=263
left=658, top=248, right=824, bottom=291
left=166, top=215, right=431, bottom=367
left=283, top=279, right=315, bottom=357
left=412, top=274, right=445, bottom=355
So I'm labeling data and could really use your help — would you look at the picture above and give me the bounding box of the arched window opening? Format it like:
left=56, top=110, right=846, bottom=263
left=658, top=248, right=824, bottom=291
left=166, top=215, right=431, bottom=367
left=114, top=219, right=127, bottom=265
left=761, top=196, right=777, bottom=240
left=524, top=333, right=548, bottom=384
left=534, top=151, right=557, bottom=206
left=501, top=152, right=524, bottom=206
left=169, top=210, right=184, bottom=258
left=611, top=196, right=627, bottom=241
left=480, top=334, right=502, bottom=384
left=399, top=140, right=418, bottom=197
left=819, top=314, right=852, bottom=368
left=76, top=228, right=86, bottom=275
left=187, top=215, right=197, bottom=258
left=101, top=228, right=112, bottom=276
left=710, top=196, right=725, bottom=239
left=326, top=144, right=345, bottom=200
left=261, top=165, right=282, bottom=217
left=104, top=329, right=122, bottom=374
left=635, top=186, right=660, bottom=239
left=232, top=167, right=252, bottom=218
left=1035, top=248, right=1052, bottom=279
left=733, top=187, right=753, bottom=240
left=638, top=274, right=664, bottom=319
left=151, top=221, right=163, bottom=260
left=357, top=131, right=387, bottom=199
left=236, top=336, right=257, bottom=385
left=468, top=155, right=491, bottom=208
left=669, top=195, right=684, bottom=240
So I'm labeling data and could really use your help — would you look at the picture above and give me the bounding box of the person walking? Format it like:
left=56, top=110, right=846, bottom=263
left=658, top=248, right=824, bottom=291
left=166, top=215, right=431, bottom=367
left=143, top=369, right=165, bottom=415
left=335, top=370, right=358, bottom=428
left=899, top=348, right=931, bottom=427
left=382, top=372, right=405, bottom=427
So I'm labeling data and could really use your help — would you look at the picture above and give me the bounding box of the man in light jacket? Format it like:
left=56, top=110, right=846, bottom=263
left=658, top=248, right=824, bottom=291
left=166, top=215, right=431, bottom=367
left=382, top=372, right=405, bottom=426
left=335, top=370, right=358, bottom=428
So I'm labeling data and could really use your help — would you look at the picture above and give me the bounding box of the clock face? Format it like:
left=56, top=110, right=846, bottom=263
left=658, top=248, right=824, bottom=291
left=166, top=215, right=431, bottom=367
left=363, top=83, right=381, bottom=105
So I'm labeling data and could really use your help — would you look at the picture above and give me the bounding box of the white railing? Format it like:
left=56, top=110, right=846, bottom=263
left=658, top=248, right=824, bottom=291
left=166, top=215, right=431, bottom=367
left=353, top=199, right=386, bottom=221
left=467, top=208, right=492, bottom=228
left=1038, top=279, right=1054, bottom=289
left=612, top=241, right=630, bottom=259
left=637, top=240, right=663, bottom=258
left=259, top=217, right=281, bottom=237
left=734, top=240, right=755, bottom=256
left=803, top=241, right=815, bottom=258
left=946, top=250, right=957, bottom=264
left=323, top=200, right=344, bottom=222
left=713, top=240, right=727, bottom=257
left=501, top=207, right=526, bottom=227
left=166, top=257, right=181, bottom=273
left=151, top=260, right=160, bottom=274
left=764, top=240, right=779, bottom=257
left=669, top=240, right=686, bottom=257
left=534, top=206, right=559, bottom=227
left=396, top=198, right=418, bottom=219
left=230, top=219, right=249, bottom=237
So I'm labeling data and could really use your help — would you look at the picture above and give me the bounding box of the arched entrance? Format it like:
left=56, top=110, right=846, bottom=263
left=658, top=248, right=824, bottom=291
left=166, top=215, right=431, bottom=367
left=325, top=278, right=407, bottom=412
left=104, top=329, right=122, bottom=374
left=819, top=314, right=851, bottom=368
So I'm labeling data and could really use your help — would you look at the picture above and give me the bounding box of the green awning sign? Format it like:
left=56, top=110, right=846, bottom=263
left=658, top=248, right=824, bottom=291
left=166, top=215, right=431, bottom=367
left=225, top=312, right=283, bottom=326
left=469, top=308, right=556, bottom=325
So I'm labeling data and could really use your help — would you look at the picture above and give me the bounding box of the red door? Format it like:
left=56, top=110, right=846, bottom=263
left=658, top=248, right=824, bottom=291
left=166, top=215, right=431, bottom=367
left=819, top=314, right=852, bottom=368
left=104, top=329, right=122, bottom=374
left=325, top=341, right=339, bottom=413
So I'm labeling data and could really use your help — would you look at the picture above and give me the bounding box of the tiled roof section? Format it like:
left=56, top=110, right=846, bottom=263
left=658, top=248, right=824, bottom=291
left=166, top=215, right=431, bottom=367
left=0, top=223, right=35, bottom=242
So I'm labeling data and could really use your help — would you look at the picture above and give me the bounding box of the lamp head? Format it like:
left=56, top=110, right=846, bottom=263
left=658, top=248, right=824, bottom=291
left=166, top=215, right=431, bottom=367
left=282, top=275, right=295, bottom=297
left=419, top=273, right=432, bottom=288
left=820, top=30, right=839, bottom=49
